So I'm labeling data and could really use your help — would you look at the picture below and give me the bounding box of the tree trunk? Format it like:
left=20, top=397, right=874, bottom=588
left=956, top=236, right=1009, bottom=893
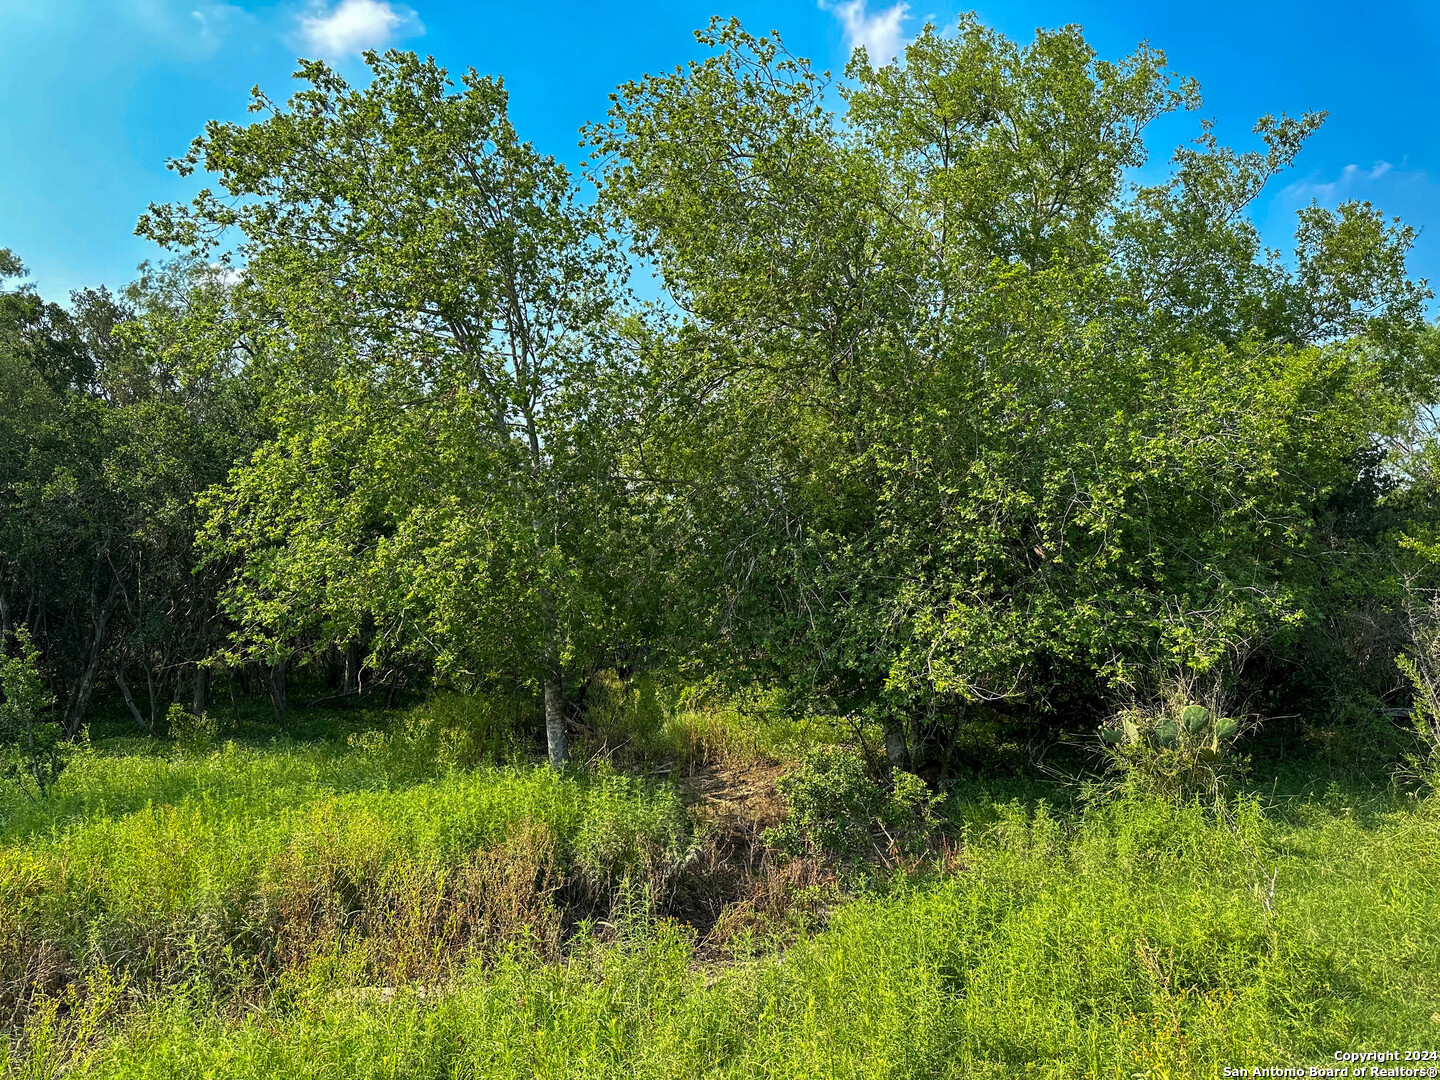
left=885, top=722, right=909, bottom=771
left=64, top=659, right=101, bottom=740
left=192, top=664, right=210, bottom=714
left=63, top=588, right=114, bottom=739
left=145, top=666, right=159, bottom=732
left=267, top=659, right=287, bottom=728
left=115, top=670, right=149, bottom=733
left=343, top=642, right=360, bottom=696
left=544, top=676, right=567, bottom=767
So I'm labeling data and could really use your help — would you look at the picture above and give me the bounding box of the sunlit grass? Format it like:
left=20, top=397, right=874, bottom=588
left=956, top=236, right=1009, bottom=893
left=23, top=793, right=1437, bottom=1079
left=4, top=693, right=1440, bottom=1079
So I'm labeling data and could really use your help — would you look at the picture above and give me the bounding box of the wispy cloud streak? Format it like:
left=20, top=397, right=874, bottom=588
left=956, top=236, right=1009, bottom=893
left=821, top=0, right=909, bottom=66
left=1283, top=160, right=1395, bottom=204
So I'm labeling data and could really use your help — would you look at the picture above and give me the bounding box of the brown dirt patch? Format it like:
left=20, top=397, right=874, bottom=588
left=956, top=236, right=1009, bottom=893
left=664, top=760, right=837, bottom=957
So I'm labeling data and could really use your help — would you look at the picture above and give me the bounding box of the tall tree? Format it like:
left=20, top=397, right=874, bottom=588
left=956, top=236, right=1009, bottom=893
left=139, top=53, right=641, bottom=764
left=591, top=18, right=1432, bottom=750
left=0, top=252, right=257, bottom=736
left=0, top=252, right=123, bottom=735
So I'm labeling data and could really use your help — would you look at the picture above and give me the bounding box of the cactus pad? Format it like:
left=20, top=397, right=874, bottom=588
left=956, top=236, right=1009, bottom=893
left=1181, top=704, right=1211, bottom=734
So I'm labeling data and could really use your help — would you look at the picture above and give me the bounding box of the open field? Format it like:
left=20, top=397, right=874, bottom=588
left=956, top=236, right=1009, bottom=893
left=2, top=696, right=1438, bottom=1079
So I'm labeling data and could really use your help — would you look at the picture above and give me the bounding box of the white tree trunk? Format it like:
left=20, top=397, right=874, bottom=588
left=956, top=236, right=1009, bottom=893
left=885, top=723, right=908, bottom=770
left=544, top=677, right=567, bottom=767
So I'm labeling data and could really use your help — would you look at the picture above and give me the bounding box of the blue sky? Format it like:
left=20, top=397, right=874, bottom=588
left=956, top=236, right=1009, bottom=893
left=2, top=0, right=1438, bottom=304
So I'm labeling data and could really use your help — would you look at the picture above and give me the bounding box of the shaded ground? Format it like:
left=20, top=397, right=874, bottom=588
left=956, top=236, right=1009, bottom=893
left=664, top=760, right=836, bottom=955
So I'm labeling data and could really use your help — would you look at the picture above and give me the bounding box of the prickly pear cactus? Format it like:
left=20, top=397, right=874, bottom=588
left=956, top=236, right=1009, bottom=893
left=1099, top=700, right=1247, bottom=799
left=1100, top=706, right=1239, bottom=754
left=1181, top=704, right=1211, bottom=734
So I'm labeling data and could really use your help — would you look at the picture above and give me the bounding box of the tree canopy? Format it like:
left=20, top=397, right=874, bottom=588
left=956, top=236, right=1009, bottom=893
left=3, top=16, right=1437, bottom=767
left=586, top=19, right=1435, bottom=748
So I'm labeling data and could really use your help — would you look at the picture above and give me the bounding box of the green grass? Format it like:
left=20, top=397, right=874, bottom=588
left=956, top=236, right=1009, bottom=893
left=0, top=725, right=693, bottom=1029
left=24, top=793, right=1438, bottom=1079
left=578, top=678, right=856, bottom=771
left=5, top=695, right=1440, bottom=1078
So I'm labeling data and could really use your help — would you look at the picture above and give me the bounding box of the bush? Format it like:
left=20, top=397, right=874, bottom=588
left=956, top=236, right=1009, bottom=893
left=765, top=746, right=942, bottom=859
left=166, top=705, right=218, bottom=753
left=0, top=628, right=70, bottom=798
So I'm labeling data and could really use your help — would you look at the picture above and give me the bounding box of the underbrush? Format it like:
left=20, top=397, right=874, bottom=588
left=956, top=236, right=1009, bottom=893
left=5, top=688, right=1440, bottom=1078
left=578, top=678, right=851, bottom=771
left=12, top=790, right=1437, bottom=1079
left=764, top=745, right=942, bottom=860
left=0, top=742, right=692, bottom=1035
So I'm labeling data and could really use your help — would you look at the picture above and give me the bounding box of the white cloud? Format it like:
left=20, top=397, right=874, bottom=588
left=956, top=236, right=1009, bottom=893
left=125, top=0, right=249, bottom=58
left=1282, top=160, right=1395, bottom=205
left=298, top=0, right=422, bottom=58
left=208, top=261, right=245, bottom=288
left=822, top=0, right=910, bottom=66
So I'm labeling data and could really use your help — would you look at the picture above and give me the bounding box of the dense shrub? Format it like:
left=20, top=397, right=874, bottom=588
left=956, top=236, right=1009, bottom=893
left=765, top=746, right=942, bottom=859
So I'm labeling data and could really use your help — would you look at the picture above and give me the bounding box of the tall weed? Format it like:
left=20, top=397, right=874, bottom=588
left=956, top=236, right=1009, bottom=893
left=53, top=792, right=1440, bottom=1080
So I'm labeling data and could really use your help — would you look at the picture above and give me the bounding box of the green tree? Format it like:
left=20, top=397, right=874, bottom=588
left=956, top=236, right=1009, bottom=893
left=1, top=251, right=258, bottom=738
left=0, top=252, right=122, bottom=736
left=102, top=261, right=262, bottom=730
left=591, top=18, right=1432, bottom=752
left=139, top=53, right=643, bottom=763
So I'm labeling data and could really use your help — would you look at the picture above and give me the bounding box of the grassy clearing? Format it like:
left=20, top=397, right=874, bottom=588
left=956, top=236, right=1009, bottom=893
left=3, top=694, right=1440, bottom=1078
left=0, top=726, right=692, bottom=1034
left=17, top=793, right=1438, bottom=1079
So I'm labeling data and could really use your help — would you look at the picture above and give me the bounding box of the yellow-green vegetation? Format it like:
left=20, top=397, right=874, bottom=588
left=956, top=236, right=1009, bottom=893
left=5, top=9, right=1440, bottom=1076
left=0, top=712, right=693, bottom=1051
left=3, top=694, right=1439, bottom=1079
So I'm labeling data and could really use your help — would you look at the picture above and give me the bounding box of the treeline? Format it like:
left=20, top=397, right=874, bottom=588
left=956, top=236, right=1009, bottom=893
left=4, top=17, right=1440, bottom=766
left=0, top=256, right=258, bottom=736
